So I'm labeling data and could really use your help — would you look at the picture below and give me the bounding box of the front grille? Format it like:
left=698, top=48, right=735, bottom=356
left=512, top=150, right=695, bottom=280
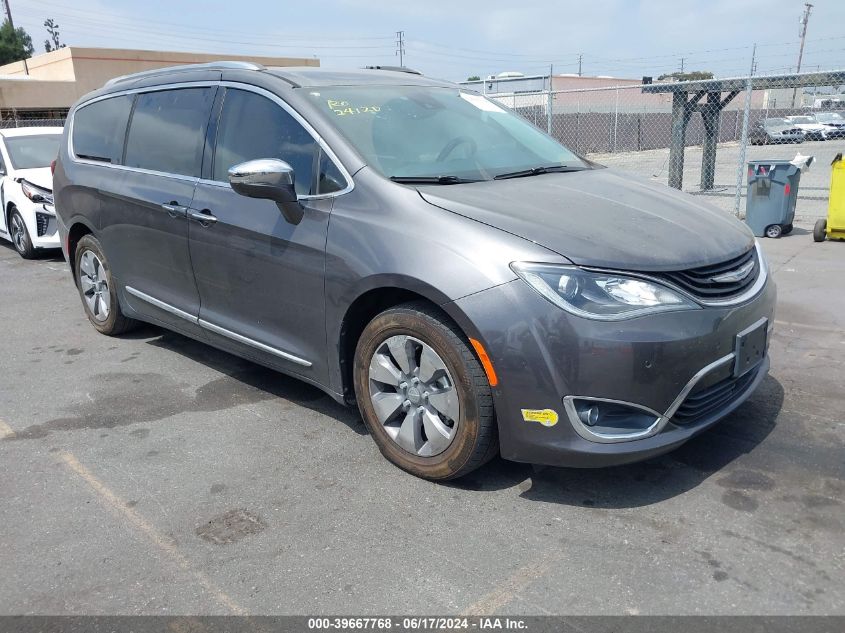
left=672, top=365, right=759, bottom=425
left=658, top=247, right=759, bottom=301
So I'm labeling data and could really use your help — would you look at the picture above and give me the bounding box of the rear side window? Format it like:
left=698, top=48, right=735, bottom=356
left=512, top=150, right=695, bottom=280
left=213, top=89, right=319, bottom=195
left=124, top=88, right=214, bottom=178
left=72, top=95, right=133, bottom=164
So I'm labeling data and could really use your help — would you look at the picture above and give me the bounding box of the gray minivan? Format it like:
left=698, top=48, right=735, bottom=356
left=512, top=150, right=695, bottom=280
left=53, top=62, right=776, bottom=480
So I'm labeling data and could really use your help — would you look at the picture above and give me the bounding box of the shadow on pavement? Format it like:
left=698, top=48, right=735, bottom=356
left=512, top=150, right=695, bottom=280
left=130, top=322, right=783, bottom=507
left=139, top=324, right=367, bottom=436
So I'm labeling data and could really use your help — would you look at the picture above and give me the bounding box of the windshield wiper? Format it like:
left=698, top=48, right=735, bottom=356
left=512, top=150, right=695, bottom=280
left=390, top=175, right=480, bottom=185
left=493, top=165, right=584, bottom=180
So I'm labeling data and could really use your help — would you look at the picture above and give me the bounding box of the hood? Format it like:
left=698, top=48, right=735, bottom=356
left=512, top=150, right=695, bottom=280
left=418, top=168, right=754, bottom=272
left=14, top=167, right=53, bottom=191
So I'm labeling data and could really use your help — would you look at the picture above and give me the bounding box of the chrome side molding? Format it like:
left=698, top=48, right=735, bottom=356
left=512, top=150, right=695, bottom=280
left=124, top=286, right=311, bottom=367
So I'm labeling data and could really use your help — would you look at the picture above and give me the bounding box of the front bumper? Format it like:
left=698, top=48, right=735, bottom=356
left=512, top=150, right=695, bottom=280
left=30, top=203, right=60, bottom=249
left=451, top=275, right=776, bottom=468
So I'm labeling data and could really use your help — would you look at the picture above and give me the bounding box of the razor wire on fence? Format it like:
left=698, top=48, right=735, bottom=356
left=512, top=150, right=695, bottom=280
left=494, top=71, right=845, bottom=220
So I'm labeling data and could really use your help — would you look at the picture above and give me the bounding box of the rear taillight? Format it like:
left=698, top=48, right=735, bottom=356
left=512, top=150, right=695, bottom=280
left=784, top=183, right=791, bottom=196
left=50, top=159, right=56, bottom=175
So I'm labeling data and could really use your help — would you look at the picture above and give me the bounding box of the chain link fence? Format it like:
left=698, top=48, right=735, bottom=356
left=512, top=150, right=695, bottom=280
left=494, top=73, right=845, bottom=221
left=0, top=117, right=66, bottom=129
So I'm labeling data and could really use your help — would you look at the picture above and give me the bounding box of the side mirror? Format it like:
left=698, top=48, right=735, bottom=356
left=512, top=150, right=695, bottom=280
left=228, top=158, right=304, bottom=225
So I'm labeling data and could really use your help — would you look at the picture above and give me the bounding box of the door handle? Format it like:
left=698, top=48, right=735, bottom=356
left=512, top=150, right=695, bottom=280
left=161, top=202, right=188, bottom=218
left=188, top=209, right=218, bottom=226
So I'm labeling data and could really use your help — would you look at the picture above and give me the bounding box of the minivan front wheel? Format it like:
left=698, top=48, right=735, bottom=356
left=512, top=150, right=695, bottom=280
left=354, top=302, right=497, bottom=480
left=74, top=234, right=137, bottom=335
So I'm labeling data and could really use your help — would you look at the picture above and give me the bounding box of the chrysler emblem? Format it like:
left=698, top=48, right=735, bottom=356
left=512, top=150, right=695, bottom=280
left=710, top=260, right=755, bottom=283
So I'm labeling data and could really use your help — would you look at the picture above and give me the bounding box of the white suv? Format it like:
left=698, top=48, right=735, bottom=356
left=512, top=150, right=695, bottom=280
left=0, top=127, right=63, bottom=258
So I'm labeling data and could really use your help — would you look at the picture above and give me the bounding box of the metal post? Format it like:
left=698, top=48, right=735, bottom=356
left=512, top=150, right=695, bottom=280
left=700, top=91, right=721, bottom=190
left=547, top=64, right=553, bottom=134
left=668, top=91, right=688, bottom=190
left=733, top=44, right=757, bottom=217
left=612, top=88, right=619, bottom=153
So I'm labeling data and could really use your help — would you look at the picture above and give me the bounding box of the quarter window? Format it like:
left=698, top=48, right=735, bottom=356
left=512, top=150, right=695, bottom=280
left=72, top=94, right=133, bottom=164
left=124, top=88, right=214, bottom=178
left=213, top=89, right=323, bottom=195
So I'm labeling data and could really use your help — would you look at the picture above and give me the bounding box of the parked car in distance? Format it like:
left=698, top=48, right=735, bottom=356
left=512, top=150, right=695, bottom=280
left=811, top=112, right=845, bottom=138
left=784, top=115, right=836, bottom=140
left=749, top=118, right=805, bottom=145
left=53, top=63, right=776, bottom=480
left=0, top=127, right=62, bottom=258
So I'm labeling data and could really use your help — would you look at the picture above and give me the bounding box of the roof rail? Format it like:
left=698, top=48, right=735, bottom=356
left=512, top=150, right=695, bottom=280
left=104, top=61, right=266, bottom=87
left=364, top=65, right=423, bottom=75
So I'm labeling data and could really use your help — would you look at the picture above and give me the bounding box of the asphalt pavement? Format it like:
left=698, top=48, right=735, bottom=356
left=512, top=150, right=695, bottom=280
left=0, top=226, right=843, bottom=615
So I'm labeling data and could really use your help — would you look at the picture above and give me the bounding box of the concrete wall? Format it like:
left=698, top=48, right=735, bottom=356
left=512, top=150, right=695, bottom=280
left=0, top=47, right=319, bottom=114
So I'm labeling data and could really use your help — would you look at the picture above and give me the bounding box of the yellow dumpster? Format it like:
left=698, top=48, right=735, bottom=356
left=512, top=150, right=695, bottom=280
left=815, top=153, right=845, bottom=241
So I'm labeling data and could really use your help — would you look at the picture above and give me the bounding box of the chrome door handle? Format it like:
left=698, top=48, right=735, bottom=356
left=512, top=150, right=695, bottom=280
left=188, top=209, right=218, bottom=226
left=161, top=202, right=188, bottom=218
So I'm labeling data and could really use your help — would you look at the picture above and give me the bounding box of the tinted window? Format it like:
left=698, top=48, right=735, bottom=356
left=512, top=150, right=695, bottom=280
left=318, top=151, right=345, bottom=194
left=72, top=95, right=133, bottom=163
left=124, top=88, right=214, bottom=177
left=213, top=89, right=318, bottom=195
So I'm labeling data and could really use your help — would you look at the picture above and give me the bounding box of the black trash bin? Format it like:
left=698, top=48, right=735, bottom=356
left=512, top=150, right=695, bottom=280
left=745, top=159, right=805, bottom=238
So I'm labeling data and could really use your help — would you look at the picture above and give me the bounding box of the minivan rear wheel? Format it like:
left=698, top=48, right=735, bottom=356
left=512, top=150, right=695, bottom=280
left=74, top=234, right=137, bottom=335
left=354, top=302, right=498, bottom=480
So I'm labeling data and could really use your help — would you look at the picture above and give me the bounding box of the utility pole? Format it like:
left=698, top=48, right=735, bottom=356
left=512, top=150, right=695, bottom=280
left=2, top=0, right=14, bottom=28
left=577, top=54, right=582, bottom=77
left=395, top=30, right=405, bottom=67
left=679, top=57, right=685, bottom=74
left=792, top=3, right=813, bottom=107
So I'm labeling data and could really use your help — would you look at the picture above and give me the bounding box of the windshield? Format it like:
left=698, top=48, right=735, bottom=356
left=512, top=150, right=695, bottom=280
left=4, top=134, right=61, bottom=170
left=306, top=86, right=587, bottom=181
left=814, top=113, right=843, bottom=123
left=790, top=116, right=815, bottom=124
left=764, top=118, right=788, bottom=126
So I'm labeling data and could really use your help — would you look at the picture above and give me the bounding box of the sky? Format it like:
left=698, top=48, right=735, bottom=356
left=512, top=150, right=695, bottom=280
left=11, top=0, right=845, bottom=82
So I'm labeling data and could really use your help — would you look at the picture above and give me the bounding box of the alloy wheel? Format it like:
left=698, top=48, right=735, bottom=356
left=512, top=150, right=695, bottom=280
left=367, top=335, right=460, bottom=457
left=10, top=213, right=27, bottom=253
left=78, top=250, right=111, bottom=322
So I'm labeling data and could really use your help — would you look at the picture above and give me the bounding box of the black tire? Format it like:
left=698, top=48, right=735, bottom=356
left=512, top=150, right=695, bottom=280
left=765, top=224, right=782, bottom=239
left=813, top=219, right=827, bottom=242
left=782, top=223, right=793, bottom=235
left=353, top=301, right=498, bottom=480
left=74, top=234, right=137, bottom=335
left=9, top=207, right=36, bottom=259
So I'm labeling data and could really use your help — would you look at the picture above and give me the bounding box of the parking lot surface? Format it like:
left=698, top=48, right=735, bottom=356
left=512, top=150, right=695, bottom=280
left=1, top=227, right=843, bottom=615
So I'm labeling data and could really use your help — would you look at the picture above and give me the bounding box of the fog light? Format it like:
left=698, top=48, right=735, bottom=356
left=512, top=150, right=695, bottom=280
left=578, top=405, right=599, bottom=426
left=564, top=397, right=662, bottom=441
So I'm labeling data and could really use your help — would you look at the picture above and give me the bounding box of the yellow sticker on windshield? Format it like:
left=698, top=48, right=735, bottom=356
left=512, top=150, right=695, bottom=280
left=521, top=409, right=559, bottom=427
left=327, top=99, right=381, bottom=116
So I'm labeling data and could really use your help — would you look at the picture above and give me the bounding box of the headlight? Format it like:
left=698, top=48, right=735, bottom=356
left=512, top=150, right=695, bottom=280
left=20, top=180, right=54, bottom=205
left=511, top=262, right=699, bottom=320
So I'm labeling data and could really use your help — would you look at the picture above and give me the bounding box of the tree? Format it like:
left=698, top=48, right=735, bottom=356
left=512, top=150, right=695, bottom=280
left=0, top=20, right=34, bottom=65
left=44, top=18, right=65, bottom=52
left=466, top=75, right=481, bottom=81
left=657, top=70, right=714, bottom=82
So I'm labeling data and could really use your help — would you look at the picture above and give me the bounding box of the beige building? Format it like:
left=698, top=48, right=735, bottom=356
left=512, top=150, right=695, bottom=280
left=0, top=47, right=319, bottom=119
